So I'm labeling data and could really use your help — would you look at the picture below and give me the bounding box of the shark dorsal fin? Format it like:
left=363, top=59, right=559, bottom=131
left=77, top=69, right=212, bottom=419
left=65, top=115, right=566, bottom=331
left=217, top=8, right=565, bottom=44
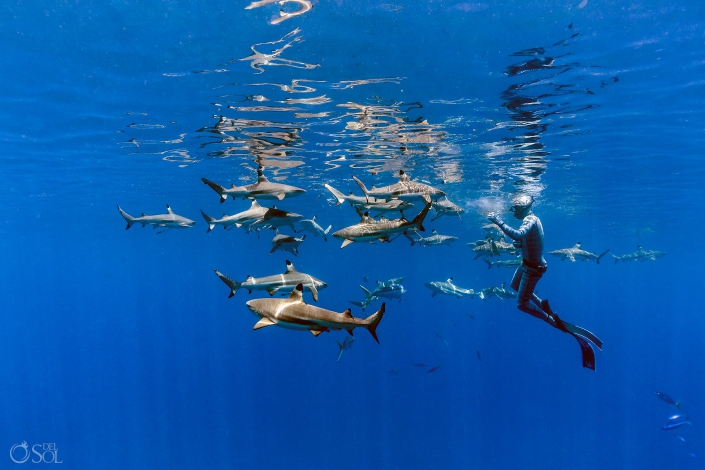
left=257, top=170, right=268, bottom=183
left=288, top=284, right=304, bottom=302
left=141, top=213, right=146, bottom=217
left=342, top=308, right=353, bottom=319
left=398, top=170, right=410, bottom=182
left=250, top=200, right=261, bottom=208
left=573, top=242, right=581, bottom=248
left=285, top=260, right=297, bottom=273
left=447, top=277, right=453, bottom=283
left=432, top=229, right=438, bottom=234
left=246, top=275, right=254, bottom=281
left=166, top=205, right=173, bottom=214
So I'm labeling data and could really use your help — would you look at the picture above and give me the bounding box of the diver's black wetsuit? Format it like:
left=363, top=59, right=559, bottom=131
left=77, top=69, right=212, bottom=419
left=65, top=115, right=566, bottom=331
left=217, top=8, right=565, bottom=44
left=490, top=212, right=556, bottom=326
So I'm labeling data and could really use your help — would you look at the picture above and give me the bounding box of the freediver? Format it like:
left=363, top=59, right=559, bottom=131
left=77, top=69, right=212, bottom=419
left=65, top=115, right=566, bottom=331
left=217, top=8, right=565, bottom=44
left=487, top=195, right=602, bottom=370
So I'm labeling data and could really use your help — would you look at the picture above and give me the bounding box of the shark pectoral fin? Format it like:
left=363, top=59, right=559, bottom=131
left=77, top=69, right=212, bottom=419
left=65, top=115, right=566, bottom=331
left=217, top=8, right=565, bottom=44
left=267, top=288, right=279, bottom=296
left=276, top=193, right=285, bottom=201
left=568, top=255, right=575, bottom=262
left=346, top=328, right=354, bottom=336
left=309, top=284, right=319, bottom=302
left=341, top=239, right=354, bottom=249
left=422, top=195, right=431, bottom=204
left=253, top=318, right=277, bottom=330
left=310, top=329, right=326, bottom=337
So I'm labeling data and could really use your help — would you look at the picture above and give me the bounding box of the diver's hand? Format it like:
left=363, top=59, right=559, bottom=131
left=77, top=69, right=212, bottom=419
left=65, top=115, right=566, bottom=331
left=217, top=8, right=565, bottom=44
left=487, top=212, right=501, bottom=225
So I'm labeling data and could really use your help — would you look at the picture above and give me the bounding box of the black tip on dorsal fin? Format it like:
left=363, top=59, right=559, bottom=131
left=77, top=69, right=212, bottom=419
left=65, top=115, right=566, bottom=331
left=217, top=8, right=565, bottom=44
left=296, top=283, right=304, bottom=292
left=286, top=260, right=292, bottom=266
left=364, top=211, right=369, bottom=216
left=399, top=170, right=405, bottom=175
left=342, top=308, right=353, bottom=319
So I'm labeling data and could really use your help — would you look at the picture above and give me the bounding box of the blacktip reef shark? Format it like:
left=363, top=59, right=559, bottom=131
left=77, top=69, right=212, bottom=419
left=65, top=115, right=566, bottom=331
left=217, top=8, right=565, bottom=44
left=431, top=198, right=464, bottom=221
left=331, top=203, right=432, bottom=248
left=484, top=256, right=522, bottom=269
left=118, top=204, right=195, bottom=233
left=353, top=170, right=446, bottom=203
left=200, top=200, right=268, bottom=233
left=300, top=216, right=332, bottom=241
left=247, top=205, right=303, bottom=232
left=350, top=280, right=406, bottom=311
left=214, top=260, right=326, bottom=301
left=246, top=284, right=385, bottom=342
left=469, top=238, right=501, bottom=259
left=324, top=183, right=414, bottom=216
left=611, top=246, right=667, bottom=263
left=336, top=336, right=355, bottom=361
left=405, top=229, right=458, bottom=247
left=202, top=170, right=305, bottom=203
left=549, top=242, right=610, bottom=264
left=424, top=278, right=475, bottom=298
left=269, top=232, right=306, bottom=256
left=245, top=0, right=312, bottom=25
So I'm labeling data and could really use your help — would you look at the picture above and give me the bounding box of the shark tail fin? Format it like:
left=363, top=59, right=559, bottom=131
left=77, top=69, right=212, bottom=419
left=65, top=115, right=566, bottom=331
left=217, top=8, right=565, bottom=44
left=336, top=341, right=344, bottom=361
left=117, top=205, right=136, bottom=230
left=202, top=178, right=228, bottom=203
left=484, top=258, right=492, bottom=269
left=352, top=176, right=371, bottom=200
left=324, top=224, right=331, bottom=239
left=611, top=253, right=620, bottom=264
left=364, top=302, right=385, bottom=344
left=200, top=210, right=217, bottom=233
left=404, top=232, right=416, bottom=246
left=410, top=203, right=432, bottom=232
left=324, top=184, right=347, bottom=206
left=597, top=249, right=610, bottom=264
left=214, top=269, right=241, bottom=297
left=676, top=401, right=682, bottom=411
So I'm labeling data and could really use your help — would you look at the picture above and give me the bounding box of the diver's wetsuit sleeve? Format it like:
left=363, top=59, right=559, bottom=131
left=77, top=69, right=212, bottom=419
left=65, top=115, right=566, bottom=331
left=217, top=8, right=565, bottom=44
left=495, top=216, right=533, bottom=241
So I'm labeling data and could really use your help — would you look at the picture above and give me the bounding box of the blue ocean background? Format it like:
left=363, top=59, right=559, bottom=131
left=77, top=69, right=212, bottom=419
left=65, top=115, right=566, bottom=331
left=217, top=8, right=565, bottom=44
left=1, top=1, right=705, bottom=468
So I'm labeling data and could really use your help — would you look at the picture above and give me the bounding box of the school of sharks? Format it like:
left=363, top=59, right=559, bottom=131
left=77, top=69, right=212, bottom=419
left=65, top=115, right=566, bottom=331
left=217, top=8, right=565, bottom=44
left=116, top=2, right=669, bottom=369
left=117, top=169, right=665, bottom=366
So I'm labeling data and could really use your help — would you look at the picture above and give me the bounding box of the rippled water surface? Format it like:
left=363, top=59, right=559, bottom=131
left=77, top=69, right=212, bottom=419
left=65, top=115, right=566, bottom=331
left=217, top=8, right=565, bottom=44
left=1, top=1, right=704, bottom=469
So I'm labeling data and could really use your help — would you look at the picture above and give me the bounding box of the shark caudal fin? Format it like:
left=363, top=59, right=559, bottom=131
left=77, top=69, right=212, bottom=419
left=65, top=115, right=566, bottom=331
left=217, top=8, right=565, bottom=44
left=117, top=205, right=136, bottom=230
left=200, top=210, right=217, bottom=233
left=214, top=269, right=241, bottom=297
left=324, top=184, right=347, bottom=206
left=363, top=302, right=385, bottom=344
left=202, top=178, right=228, bottom=203
left=410, top=203, right=432, bottom=232
left=597, top=249, right=610, bottom=264
left=484, top=258, right=493, bottom=269
left=404, top=232, right=417, bottom=246
left=611, top=253, right=621, bottom=264
left=323, top=225, right=331, bottom=242
left=336, top=340, right=345, bottom=361
left=352, top=176, right=371, bottom=200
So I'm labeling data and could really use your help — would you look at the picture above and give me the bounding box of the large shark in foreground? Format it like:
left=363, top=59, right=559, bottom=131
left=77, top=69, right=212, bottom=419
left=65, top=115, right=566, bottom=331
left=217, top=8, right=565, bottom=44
left=118, top=204, right=195, bottom=232
left=332, top=203, right=432, bottom=248
left=549, top=242, right=610, bottom=264
left=202, top=170, right=305, bottom=202
left=246, top=284, right=385, bottom=342
left=214, top=260, right=326, bottom=301
left=611, top=246, right=667, bottom=263
left=353, top=170, right=446, bottom=203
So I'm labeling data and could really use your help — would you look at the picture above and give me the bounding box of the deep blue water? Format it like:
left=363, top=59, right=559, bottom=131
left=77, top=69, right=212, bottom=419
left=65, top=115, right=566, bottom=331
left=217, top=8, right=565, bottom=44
left=1, top=1, right=705, bottom=468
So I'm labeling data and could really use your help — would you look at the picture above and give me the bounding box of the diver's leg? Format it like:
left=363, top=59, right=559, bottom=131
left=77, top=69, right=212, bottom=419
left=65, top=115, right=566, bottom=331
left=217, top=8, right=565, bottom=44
left=515, top=268, right=556, bottom=327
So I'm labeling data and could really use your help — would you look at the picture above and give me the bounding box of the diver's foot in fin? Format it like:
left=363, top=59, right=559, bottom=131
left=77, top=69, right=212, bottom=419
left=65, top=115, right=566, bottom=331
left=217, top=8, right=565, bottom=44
left=551, top=311, right=570, bottom=333
left=574, top=334, right=596, bottom=370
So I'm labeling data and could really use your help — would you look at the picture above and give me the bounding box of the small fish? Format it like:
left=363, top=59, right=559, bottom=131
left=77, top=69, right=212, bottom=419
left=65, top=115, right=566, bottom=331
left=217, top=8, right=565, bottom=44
left=662, top=421, right=692, bottom=431
left=674, top=435, right=687, bottom=443
left=427, top=366, right=441, bottom=373
left=656, top=391, right=682, bottom=409
left=476, top=350, right=482, bottom=361
left=413, top=363, right=426, bottom=367
left=689, top=453, right=701, bottom=459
